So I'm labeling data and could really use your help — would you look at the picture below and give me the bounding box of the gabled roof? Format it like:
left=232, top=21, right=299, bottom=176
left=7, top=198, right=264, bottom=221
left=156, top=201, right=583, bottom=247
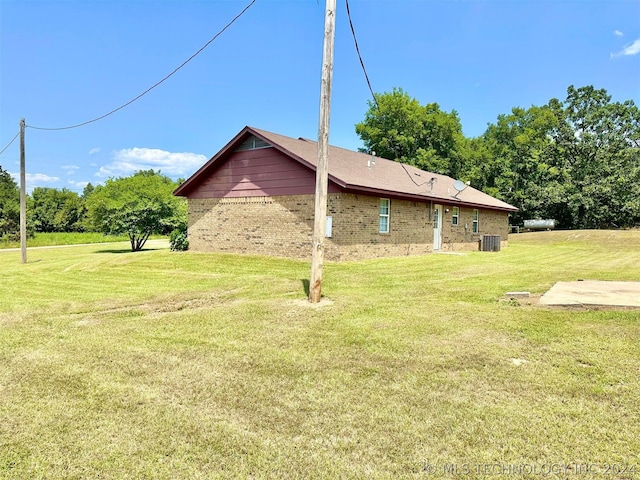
left=174, top=126, right=518, bottom=212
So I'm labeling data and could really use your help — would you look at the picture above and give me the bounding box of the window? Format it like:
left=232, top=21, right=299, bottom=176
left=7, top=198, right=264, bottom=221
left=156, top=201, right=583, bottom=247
left=472, top=209, right=479, bottom=233
left=234, top=135, right=271, bottom=151
left=452, top=207, right=459, bottom=226
left=379, top=198, right=390, bottom=233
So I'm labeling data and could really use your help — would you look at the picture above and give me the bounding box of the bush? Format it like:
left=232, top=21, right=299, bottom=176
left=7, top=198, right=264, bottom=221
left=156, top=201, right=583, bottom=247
left=169, top=227, right=189, bottom=251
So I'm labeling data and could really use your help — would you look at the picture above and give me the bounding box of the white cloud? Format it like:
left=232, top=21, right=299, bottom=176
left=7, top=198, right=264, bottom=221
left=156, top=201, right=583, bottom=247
left=8, top=172, right=60, bottom=184
left=61, top=165, right=79, bottom=174
left=96, top=166, right=113, bottom=178
left=611, top=38, right=640, bottom=57
left=68, top=179, right=91, bottom=190
left=96, top=147, right=207, bottom=178
left=89, top=147, right=100, bottom=155
left=9, top=172, right=60, bottom=193
left=27, top=173, right=60, bottom=185
left=614, top=30, right=624, bottom=37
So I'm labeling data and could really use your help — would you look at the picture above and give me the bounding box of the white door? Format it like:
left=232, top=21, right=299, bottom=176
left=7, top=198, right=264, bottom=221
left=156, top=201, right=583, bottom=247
left=433, top=204, right=443, bottom=250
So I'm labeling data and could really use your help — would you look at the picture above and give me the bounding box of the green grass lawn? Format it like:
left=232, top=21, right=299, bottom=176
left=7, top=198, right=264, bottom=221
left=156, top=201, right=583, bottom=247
left=1, top=230, right=639, bottom=479
left=0, top=232, right=166, bottom=249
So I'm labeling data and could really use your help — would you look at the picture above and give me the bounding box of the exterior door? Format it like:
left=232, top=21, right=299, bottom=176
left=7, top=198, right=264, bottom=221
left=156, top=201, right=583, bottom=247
left=433, top=204, right=443, bottom=250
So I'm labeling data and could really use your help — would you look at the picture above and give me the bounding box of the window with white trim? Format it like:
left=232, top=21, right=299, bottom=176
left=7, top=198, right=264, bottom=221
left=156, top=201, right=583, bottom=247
left=472, top=209, right=479, bottom=233
left=379, top=198, right=390, bottom=233
left=452, top=207, right=459, bottom=226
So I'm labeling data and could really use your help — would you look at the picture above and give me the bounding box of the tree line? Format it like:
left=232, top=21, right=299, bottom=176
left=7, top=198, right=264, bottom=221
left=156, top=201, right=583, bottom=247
left=356, top=85, right=640, bottom=229
left=0, top=169, right=186, bottom=250
left=2, top=84, right=638, bottom=240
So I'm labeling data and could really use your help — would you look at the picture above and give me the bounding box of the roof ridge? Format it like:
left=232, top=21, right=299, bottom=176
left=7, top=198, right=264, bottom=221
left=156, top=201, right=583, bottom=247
left=177, top=126, right=517, bottom=212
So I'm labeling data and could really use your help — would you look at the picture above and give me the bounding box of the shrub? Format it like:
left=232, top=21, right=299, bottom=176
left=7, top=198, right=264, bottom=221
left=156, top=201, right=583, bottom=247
left=169, top=227, right=189, bottom=251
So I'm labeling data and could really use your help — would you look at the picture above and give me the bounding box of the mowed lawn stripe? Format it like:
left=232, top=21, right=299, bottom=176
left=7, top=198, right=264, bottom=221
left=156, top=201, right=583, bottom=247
left=1, top=230, right=639, bottom=478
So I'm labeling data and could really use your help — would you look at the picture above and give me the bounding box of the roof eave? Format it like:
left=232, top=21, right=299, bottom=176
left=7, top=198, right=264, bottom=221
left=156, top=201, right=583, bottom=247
left=174, top=126, right=347, bottom=197
left=174, top=126, right=518, bottom=213
left=342, top=184, right=518, bottom=212
left=247, top=129, right=347, bottom=188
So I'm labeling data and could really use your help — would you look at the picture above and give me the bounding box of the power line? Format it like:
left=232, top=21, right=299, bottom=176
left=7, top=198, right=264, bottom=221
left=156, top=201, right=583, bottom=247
left=0, top=131, right=20, bottom=156
left=400, top=162, right=435, bottom=188
left=27, top=0, right=256, bottom=131
left=344, top=2, right=446, bottom=192
left=345, top=0, right=431, bottom=190
left=345, top=0, right=380, bottom=112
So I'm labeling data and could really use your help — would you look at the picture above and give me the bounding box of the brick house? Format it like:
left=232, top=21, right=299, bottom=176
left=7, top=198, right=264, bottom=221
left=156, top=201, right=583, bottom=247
left=174, top=126, right=518, bottom=261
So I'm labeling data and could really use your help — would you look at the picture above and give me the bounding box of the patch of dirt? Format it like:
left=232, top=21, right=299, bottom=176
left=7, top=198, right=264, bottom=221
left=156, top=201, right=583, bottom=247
left=499, top=292, right=640, bottom=311
left=74, top=318, right=102, bottom=327
left=540, top=303, right=640, bottom=312
left=0, top=311, right=32, bottom=325
left=70, top=289, right=244, bottom=326
left=289, top=297, right=334, bottom=309
left=510, top=358, right=528, bottom=366
left=498, top=293, right=542, bottom=307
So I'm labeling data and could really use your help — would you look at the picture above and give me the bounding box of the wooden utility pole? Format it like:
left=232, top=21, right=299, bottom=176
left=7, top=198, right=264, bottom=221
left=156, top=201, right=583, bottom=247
left=309, top=0, right=336, bottom=303
left=19, top=118, right=27, bottom=264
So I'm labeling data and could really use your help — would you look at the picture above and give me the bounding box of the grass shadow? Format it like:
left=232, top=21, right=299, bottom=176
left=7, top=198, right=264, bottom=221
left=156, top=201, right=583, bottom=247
left=95, top=249, right=136, bottom=254
left=95, top=248, right=167, bottom=254
left=301, top=279, right=310, bottom=297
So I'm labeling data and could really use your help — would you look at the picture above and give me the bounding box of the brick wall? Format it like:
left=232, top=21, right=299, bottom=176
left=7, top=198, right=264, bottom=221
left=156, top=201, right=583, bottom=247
left=440, top=205, right=510, bottom=251
left=187, top=193, right=510, bottom=260
left=328, top=193, right=433, bottom=260
left=187, top=195, right=326, bottom=259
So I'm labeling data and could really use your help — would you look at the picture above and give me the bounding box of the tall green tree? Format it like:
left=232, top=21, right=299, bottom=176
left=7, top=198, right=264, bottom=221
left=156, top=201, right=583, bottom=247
left=355, top=88, right=466, bottom=177
left=356, top=84, right=640, bottom=229
left=473, top=85, right=640, bottom=228
left=30, top=187, right=86, bottom=233
left=82, top=182, right=95, bottom=199
left=86, top=170, right=186, bottom=251
left=0, top=166, right=20, bottom=239
left=546, top=85, right=640, bottom=228
left=469, top=105, right=560, bottom=225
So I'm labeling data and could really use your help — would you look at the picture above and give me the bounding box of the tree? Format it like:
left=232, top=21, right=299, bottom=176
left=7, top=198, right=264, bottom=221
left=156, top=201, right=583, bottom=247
left=546, top=86, right=640, bottom=228
left=474, top=85, right=640, bottom=228
left=469, top=105, right=560, bottom=225
left=30, top=187, right=86, bottom=232
left=0, top=166, right=20, bottom=240
left=355, top=84, right=640, bottom=229
left=355, top=88, right=466, bottom=177
left=86, top=170, right=186, bottom=251
left=82, top=182, right=95, bottom=199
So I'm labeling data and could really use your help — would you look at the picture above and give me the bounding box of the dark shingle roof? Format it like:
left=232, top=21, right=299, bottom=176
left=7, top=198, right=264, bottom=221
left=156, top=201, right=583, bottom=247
left=175, top=126, right=518, bottom=212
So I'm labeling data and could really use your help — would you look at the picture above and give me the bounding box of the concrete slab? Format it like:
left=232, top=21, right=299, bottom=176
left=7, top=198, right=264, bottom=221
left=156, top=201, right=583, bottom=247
left=540, top=280, right=640, bottom=307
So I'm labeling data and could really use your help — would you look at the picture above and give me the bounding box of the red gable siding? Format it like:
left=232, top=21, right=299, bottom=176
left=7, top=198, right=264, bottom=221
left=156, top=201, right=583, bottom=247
left=187, top=147, right=340, bottom=199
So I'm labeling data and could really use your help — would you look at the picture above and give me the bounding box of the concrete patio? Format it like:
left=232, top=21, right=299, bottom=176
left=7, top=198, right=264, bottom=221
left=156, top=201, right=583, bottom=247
left=540, top=280, right=640, bottom=307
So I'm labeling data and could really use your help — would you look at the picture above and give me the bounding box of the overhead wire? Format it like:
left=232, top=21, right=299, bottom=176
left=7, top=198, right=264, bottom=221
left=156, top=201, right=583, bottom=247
left=400, top=162, right=436, bottom=188
left=344, top=0, right=454, bottom=195
left=27, top=0, right=256, bottom=131
left=345, top=0, right=380, bottom=112
left=0, top=131, right=20, bottom=157
left=345, top=0, right=435, bottom=191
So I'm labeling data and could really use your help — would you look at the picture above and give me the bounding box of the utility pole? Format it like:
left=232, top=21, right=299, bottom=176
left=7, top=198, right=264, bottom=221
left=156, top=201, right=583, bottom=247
left=309, top=0, right=336, bottom=303
left=19, top=118, right=27, bottom=264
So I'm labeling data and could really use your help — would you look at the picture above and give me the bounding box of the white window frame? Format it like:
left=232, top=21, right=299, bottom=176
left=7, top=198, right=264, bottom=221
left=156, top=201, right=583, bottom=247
left=472, top=209, right=479, bottom=234
left=379, top=198, right=390, bottom=233
left=452, top=207, right=459, bottom=226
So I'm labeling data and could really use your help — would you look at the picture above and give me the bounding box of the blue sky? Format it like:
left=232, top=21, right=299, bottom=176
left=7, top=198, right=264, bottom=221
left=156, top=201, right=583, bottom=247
left=1, top=0, right=639, bottom=193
